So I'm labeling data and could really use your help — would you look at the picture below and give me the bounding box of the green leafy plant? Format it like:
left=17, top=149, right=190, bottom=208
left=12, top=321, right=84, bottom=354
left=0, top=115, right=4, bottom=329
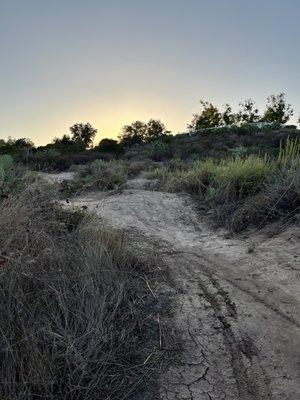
left=147, top=140, right=171, bottom=161
left=0, top=154, right=13, bottom=170
left=229, top=146, right=247, bottom=157
left=0, top=154, right=17, bottom=196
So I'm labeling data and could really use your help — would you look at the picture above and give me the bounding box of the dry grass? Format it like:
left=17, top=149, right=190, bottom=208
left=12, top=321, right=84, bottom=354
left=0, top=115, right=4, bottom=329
left=227, top=161, right=300, bottom=231
left=148, top=156, right=272, bottom=198
left=125, top=160, right=151, bottom=178
left=148, top=139, right=300, bottom=231
left=0, top=180, right=170, bottom=399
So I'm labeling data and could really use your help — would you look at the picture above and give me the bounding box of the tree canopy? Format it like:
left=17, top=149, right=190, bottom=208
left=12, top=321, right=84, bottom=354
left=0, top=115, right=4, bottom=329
left=97, top=138, right=119, bottom=153
left=118, top=119, right=170, bottom=146
left=69, top=123, right=97, bottom=148
left=188, top=101, right=222, bottom=132
left=237, top=99, right=260, bottom=124
left=262, top=93, right=293, bottom=124
left=188, top=93, right=294, bottom=132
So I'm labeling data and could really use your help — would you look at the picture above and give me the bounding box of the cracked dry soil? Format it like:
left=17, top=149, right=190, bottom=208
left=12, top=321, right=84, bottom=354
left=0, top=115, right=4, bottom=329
left=66, top=177, right=300, bottom=400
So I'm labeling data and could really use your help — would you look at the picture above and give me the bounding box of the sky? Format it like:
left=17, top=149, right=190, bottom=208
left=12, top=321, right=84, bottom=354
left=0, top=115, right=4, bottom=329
left=0, top=0, right=299, bottom=145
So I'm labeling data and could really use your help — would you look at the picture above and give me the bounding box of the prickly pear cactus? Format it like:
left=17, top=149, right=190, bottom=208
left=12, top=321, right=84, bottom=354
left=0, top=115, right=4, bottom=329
left=0, top=154, right=13, bottom=170
left=0, top=154, right=13, bottom=183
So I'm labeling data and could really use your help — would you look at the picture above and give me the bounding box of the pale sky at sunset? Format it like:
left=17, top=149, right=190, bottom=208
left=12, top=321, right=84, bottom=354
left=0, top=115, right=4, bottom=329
left=0, top=0, right=299, bottom=145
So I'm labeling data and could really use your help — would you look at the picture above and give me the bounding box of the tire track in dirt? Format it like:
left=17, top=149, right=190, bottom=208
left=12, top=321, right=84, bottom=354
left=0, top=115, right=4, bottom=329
left=177, top=250, right=300, bottom=328
left=177, top=252, right=272, bottom=399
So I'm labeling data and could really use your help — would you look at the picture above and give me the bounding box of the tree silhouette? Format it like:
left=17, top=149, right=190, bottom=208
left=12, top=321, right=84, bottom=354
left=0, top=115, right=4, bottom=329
left=237, top=99, right=260, bottom=124
left=188, top=100, right=222, bottom=132
left=222, top=104, right=236, bottom=126
left=97, top=138, right=119, bottom=153
left=145, top=119, right=170, bottom=141
left=118, top=121, right=147, bottom=146
left=69, top=123, right=97, bottom=148
left=262, top=93, right=293, bottom=124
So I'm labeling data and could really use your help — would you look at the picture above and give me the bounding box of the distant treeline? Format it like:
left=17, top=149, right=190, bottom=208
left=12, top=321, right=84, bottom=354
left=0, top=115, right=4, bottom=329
left=0, top=93, right=299, bottom=170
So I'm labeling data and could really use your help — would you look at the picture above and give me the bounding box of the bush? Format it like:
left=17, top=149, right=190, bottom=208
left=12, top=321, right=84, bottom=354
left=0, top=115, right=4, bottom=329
left=148, top=155, right=289, bottom=227
left=212, top=155, right=272, bottom=198
left=0, top=182, right=168, bottom=399
left=73, top=159, right=127, bottom=192
left=229, top=166, right=300, bottom=231
left=146, top=140, right=171, bottom=161
left=125, top=160, right=151, bottom=178
left=149, top=138, right=300, bottom=231
left=96, top=138, right=119, bottom=153
left=0, top=156, right=33, bottom=198
left=26, top=149, right=70, bottom=172
left=193, top=122, right=283, bottom=136
left=149, top=156, right=272, bottom=198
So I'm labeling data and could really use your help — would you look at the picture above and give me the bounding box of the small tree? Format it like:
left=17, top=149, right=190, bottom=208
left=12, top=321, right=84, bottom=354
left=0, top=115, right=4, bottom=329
left=262, top=93, right=293, bottom=124
left=53, top=134, right=74, bottom=147
left=222, top=103, right=236, bottom=126
left=12, top=138, right=35, bottom=149
left=237, top=99, right=260, bottom=124
left=69, top=123, right=97, bottom=148
left=118, top=121, right=147, bottom=146
left=51, top=134, right=85, bottom=153
left=145, top=119, right=170, bottom=141
left=188, top=100, right=222, bottom=132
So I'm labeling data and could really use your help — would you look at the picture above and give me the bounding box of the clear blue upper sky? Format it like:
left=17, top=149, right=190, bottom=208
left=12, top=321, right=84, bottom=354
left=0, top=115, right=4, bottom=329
left=0, top=0, right=299, bottom=144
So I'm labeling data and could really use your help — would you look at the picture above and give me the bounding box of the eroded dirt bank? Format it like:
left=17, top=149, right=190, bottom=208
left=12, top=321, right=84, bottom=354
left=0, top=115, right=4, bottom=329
left=67, top=178, right=300, bottom=399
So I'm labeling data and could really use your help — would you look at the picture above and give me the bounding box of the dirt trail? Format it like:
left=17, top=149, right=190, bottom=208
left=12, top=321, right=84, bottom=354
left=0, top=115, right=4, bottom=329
left=39, top=171, right=75, bottom=183
left=65, top=177, right=300, bottom=399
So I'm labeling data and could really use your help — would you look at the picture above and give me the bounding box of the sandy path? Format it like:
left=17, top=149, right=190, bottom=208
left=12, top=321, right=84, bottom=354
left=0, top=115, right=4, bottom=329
left=67, top=178, right=300, bottom=399
left=39, top=171, right=75, bottom=183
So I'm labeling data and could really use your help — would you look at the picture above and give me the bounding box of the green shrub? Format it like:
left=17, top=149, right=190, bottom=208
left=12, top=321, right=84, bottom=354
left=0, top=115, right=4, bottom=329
left=74, top=159, right=127, bottom=192
left=125, top=160, right=150, bottom=177
left=27, top=149, right=70, bottom=172
left=147, top=165, right=169, bottom=179
left=0, top=156, right=31, bottom=198
left=229, top=146, right=248, bottom=157
left=0, top=154, right=13, bottom=170
left=194, top=122, right=282, bottom=136
left=213, top=155, right=272, bottom=198
left=148, top=154, right=299, bottom=231
left=146, top=139, right=171, bottom=161
left=151, top=156, right=272, bottom=199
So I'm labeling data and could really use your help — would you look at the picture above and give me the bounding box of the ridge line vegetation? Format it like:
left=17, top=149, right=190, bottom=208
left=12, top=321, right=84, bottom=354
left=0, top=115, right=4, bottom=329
left=0, top=93, right=299, bottom=173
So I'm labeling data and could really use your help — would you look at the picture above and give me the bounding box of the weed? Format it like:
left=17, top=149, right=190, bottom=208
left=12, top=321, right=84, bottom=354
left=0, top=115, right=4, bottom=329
left=278, top=137, right=300, bottom=168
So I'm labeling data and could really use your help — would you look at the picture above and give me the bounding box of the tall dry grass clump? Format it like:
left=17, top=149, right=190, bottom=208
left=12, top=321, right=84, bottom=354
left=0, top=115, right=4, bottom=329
left=278, top=137, right=300, bottom=168
left=0, top=179, right=167, bottom=399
